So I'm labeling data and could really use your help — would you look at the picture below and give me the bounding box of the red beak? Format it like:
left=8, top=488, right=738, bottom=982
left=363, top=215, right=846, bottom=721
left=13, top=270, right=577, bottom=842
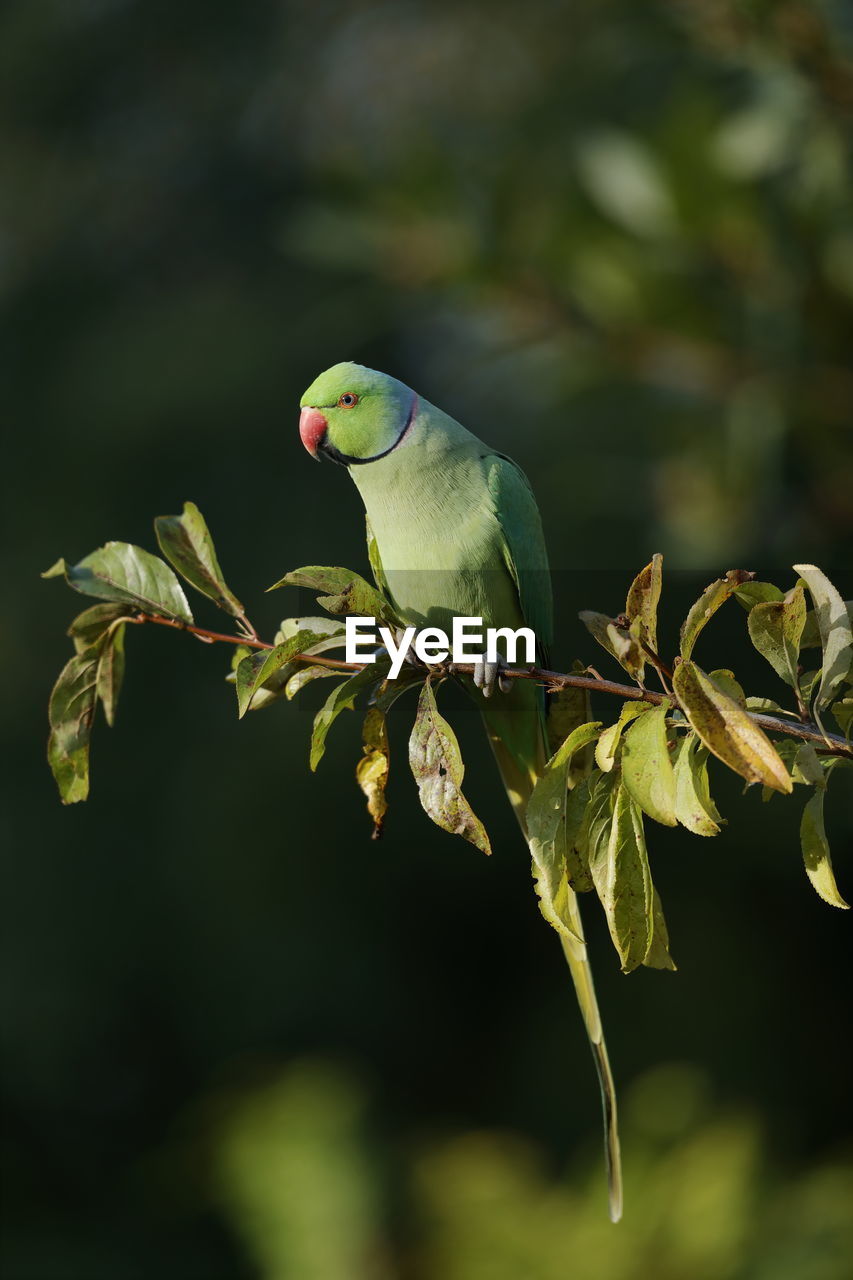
left=299, top=406, right=328, bottom=458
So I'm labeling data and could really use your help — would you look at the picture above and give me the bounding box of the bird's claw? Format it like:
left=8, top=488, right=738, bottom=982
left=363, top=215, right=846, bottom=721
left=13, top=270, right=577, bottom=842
left=452, top=655, right=513, bottom=697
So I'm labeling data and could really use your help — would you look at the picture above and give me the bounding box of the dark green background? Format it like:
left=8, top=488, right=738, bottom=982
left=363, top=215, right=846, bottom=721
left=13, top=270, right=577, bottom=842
left=3, top=2, right=852, bottom=1276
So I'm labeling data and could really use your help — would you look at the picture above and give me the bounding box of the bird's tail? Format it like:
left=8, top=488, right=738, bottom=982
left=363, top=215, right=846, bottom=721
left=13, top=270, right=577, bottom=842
left=483, top=702, right=623, bottom=1224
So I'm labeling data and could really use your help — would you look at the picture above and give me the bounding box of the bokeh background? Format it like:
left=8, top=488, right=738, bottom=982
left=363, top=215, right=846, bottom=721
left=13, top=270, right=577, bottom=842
left=3, top=1, right=853, bottom=1276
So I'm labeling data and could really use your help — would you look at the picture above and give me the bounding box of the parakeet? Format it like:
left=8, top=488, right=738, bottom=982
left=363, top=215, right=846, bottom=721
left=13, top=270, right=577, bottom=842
left=299, top=361, right=622, bottom=1222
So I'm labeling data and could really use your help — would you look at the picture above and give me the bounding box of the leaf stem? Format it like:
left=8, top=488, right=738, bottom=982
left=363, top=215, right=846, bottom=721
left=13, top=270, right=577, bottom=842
left=128, top=612, right=853, bottom=761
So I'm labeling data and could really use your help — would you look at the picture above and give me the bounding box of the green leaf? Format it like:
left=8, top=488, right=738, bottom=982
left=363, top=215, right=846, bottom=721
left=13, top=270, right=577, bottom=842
left=67, top=603, right=134, bottom=653
left=564, top=778, right=595, bottom=893
left=527, top=722, right=603, bottom=941
left=547, top=676, right=592, bottom=760
left=372, top=665, right=426, bottom=713
left=673, top=733, right=721, bottom=836
left=793, top=565, right=853, bottom=729
left=792, top=743, right=825, bottom=788
left=680, top=570, right=754, bottom=660
left=673, top=659, right=793, bottom=793
left=801, top=789, right=849, bottom=909
left=268, top=566, right=400, bottom=625
left=47, top=651, right=100, bottom=803
left=274, top=615, right=345, bottom=646
left=356, top=707, right=390, bottom=838
left=801, top=600, right=852, bottom=649
left=832, top=694, right=853, bottom=738
left=285, top=664, right=340, bottom=699
left=311, top=662, right=390, bottom=772
left=621, top=700, right=677, bottom=826
left=43, top=543, right=193, bottom=624
left=708, top=669, right=746, bottom=705
left=747, top=583, right=806, bottom=689
left=734, top=581, right=784, bottom=609
left=578, top=611, right=644, bottom=680
left=595, top=701, right=649, bottom=773
left=587, top=783, right=655, bottom=973
left=644, top=889, right=677, bottom=971
left=624, top=554, right=663, bottom=681
left=575, top=768, right=618, bottom=879
left=408, top=681, right=491, bottom=855
left=235, top=631, right=332, bottom=718
left=95, top=623, right=126, bottom=727
left=154, top=501, right=245, bottom=617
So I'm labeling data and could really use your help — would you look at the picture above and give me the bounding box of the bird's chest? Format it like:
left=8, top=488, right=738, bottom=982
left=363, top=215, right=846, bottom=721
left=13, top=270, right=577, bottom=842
left=352, top=457, right=518, bottom=630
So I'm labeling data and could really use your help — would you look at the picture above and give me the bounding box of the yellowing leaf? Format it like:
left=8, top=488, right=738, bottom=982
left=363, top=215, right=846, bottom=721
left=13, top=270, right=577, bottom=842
left=747, top=584, right=807, bottom=689
left=409, top=682, right=491, bottom=855
left=624, top=554, right=663, bottom=682
left=680, top=570, right=754, bottom=660
left=621, top=700, right=677, bottom=826
left=801, top=789, right=849, bottom=909
left=673, top=733, right=721, bottom=836
left=527, top=721, right=602, bottom=941
left=673, top=660, right=792, bottom=793
left=587, top=784, right=654, bottom=973
left=595, top=701, right=649, bottom=773
left=356, top=707, right=390, bottom=839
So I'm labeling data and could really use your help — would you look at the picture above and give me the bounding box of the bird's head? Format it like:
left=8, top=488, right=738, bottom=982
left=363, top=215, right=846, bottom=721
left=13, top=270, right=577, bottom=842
left=299, top=362, right=417, bottom=465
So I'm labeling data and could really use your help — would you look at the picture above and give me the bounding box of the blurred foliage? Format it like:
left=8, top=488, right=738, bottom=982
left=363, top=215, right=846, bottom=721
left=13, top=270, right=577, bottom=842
left=210, top=1058, right=853, bottom=1280
left=3, top=0, right=853, bottom=1276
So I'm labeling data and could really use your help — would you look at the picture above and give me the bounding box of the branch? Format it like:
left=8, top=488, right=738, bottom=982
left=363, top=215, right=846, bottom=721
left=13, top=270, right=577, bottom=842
left=131, top=612, right=853, bottom=761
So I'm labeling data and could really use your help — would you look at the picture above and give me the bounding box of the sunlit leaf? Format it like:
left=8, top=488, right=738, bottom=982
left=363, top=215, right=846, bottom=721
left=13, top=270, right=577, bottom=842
left=527, top=722, right=602, bottom=941
left=673, top=733, right=721, bottom=836
left=621, top=700, right=677, bottom=826
left=801, top=789, right=849, bottom=909
left=268, top=566, right=400, bottom=625
left=735, top=581, right=784, bottom=610
left=624, top=554, right=663, bottom=681
left=587, top=783, right=654, bottom=973
left=801, top=600, right=853, bottom=650
left=644, top=888, right=677, bottom=971
left=679, top=570, right=754, bottom=660
left=43, top=543, right=193, bottom=624
left=356, top=706, right=390, bottom=839
left=154, top=501, right=245, bottom=617
left=708, top=669, right=746, bottom=706
left=793, top=565, right=853, bottom=729
left=311, top=662, right=391, bottom=772
left=285, top=664, right=339, bottom=699
left=595, top=701, right=649, bottom=773
left=747, top=584, right=806, bottom=689
left=408, top=681, right=491, bottom=855
left=578, top=611, right=644, bottom=680
left=673, top=660, right=792, bottom=793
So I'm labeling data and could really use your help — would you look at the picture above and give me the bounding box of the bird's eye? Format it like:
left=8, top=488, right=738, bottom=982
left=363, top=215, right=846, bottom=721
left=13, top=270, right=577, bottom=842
left=338, top=393, right=358, bottom=408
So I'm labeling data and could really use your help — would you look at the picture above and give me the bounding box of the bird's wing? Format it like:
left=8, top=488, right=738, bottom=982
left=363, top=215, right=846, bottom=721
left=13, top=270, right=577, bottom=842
left=485, top=453, right=553, bottom=666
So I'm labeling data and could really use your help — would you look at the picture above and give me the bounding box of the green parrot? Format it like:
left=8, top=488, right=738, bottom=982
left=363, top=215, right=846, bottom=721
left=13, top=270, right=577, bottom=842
left=299, top=361, right=622, bottom=1221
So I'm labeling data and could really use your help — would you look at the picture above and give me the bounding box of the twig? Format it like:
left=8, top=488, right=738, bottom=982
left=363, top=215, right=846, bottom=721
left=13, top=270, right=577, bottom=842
left=129, top=612, right=853, bottom=761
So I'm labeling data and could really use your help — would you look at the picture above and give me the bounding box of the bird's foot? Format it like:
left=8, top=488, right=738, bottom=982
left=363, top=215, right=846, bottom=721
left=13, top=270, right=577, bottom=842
left=450, top=654, right=513, bottom=697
